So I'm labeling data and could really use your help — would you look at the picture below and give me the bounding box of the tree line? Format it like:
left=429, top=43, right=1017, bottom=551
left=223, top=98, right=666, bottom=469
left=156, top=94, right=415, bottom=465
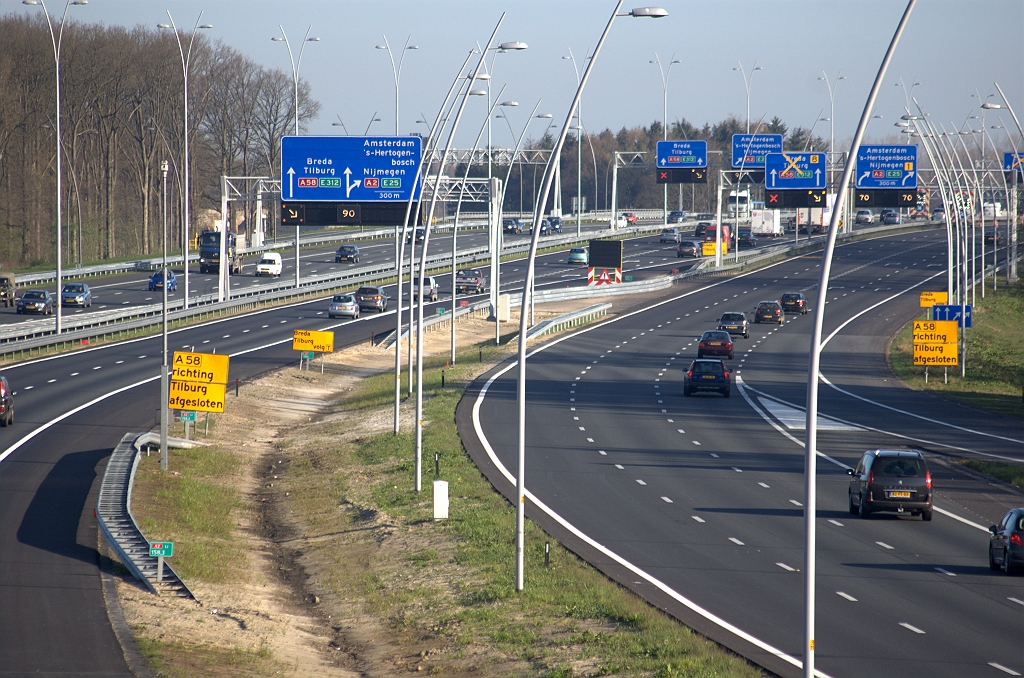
left=0, top=13, right=319, bottom=269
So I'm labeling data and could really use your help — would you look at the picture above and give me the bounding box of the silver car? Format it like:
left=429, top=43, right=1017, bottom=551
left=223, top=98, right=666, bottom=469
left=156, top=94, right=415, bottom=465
left=60, top=282, right=92, bottom=308
left=328, top=293, right=359, bottom=319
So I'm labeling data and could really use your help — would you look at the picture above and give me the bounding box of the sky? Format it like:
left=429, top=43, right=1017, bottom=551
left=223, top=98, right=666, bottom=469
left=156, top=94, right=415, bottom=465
left=9, top=0, right=1023, bottom=151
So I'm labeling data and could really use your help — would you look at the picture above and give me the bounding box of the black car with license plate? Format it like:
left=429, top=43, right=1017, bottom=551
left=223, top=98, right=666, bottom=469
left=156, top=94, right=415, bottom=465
left=989, top=508, right=1024, bottom=575
left=737, top=230, right=757, bottom=248
left=717, top=312, right=749, bottom=339
left=779, top=292, right=808, bottom=314
left=335, top=245, right=360, bottom=263
left=694, top=221, right=712, bottom=238
left=16, top=289, right=53, bottom=315
left=354, top=285, right=388, bottom=312
left=683, top=359, right=730, bottom=398
left=848, top=449, right=932, bottom=520
left=754, top=300, right=784, bottom=324
left=677, top=240, right=702, bottom=258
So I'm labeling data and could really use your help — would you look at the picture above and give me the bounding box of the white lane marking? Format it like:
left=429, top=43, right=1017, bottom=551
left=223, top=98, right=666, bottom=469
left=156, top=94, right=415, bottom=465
left=92, top=366, right=101, bottom=370
left=693, top=441, right=702, bottom=446
left=578, top=426, right=586, bottom=431
left=899, top=623, right=925, bottom=634
left=586, top=437, right=594, bottom=443
left=677, top=428, right=685, bottom=433
left=789, top=500, right=803, bottom=506
left=115, top=360, right=124, bottom=364
left=692, top=516, right=705, bottom=523
left=710, top=453, right=718, bottom=458
left=1009, top=598, right=1024, bottom=607
left=934, top=567, right=956, bottom=576
left=598, top=450, right=607, bottom=456
left=829, top=520, right=844, bottom=527
left=666, top=418, right=673, bottom=422
left=776, top=562, right=795, bottom=572
left=661, top=496, right=673, bottom=503
left=731, top=467, right=742, bottom=472
left=988, top=663, right=1021, bottom=676
left=614, top=464, right=624, bottom=470
left=836, top=591, right=857, bottom=602
left=47, top=379, right=56, bottom=383
left=729, top=537, right=745, bottom=546
left=636, top=479, right=647, bottom=486
left=932, top=506, right=989, bottom=532
left=24, top=386, right=34, bottom=390
left=262, top=325, right=269, bottom=328
left=876, top=541, right=895, bottom=550
left=70, top=372, right=79, bottom=376
left=757, top=396, right=862, bottom=431
left=758, top=482, right=770, bottom=488
left=243, top=329, right=250, bottom=333
left=138, top=356, right=146, bottom=359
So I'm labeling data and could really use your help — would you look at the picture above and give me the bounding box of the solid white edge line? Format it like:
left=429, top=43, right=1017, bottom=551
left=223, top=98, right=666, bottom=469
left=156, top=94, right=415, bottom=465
left=988, top=662, right=1022, bottom=676
left=932, top=506, right=989, bottom=532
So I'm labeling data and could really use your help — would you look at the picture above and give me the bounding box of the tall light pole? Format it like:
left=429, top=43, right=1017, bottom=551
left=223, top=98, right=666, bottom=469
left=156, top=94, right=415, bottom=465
left=160, top=160, right=170, bottom=471
left=650, top=53, right=681, bottom=226
left=272, top=25, right=319, bottom=294
left=817, top=71, right=845, bottom=197
left=159, top=13, right=212, bottom=310
left=733, top=60, right=762, bottom=133
left=983, top=83, right=1022, bottom=282
left=23, top=0, right=87, bottom=334
left=376, top=36, right=418, bottom=135
left=515, top=1, right=667, bottom=592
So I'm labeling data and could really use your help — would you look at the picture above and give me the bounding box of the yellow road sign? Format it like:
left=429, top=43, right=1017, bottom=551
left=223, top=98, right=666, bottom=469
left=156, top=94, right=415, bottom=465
left=912, top=320, right=958, bottom=345
left=172, top=351, right=230, bottom=384
left=702, top=241, right=717, bottom=256
left=919, top=291, right=948, bottom=307
left=292, top=329, right=335, bottom=353
left=168, top=380, right=226, bottom=413
left=913, top=342, right=959, bottom=366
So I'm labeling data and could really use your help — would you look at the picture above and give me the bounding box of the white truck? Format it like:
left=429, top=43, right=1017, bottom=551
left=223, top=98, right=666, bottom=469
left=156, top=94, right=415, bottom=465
left=750, top=209, right=783, bottom=237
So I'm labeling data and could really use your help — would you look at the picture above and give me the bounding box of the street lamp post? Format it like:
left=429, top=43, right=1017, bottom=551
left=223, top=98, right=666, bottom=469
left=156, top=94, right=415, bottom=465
left=23, top=0, right=87, bottom=334
left=376, top=36, right=418, bottom=135
left=160, top=160, right=170, bottom=471
left=651, top=53, right=681, bottom=226
left=514, top=1, right=667, bottom=592
left=818, top=71, right=845, bottom=201
left=273, top=26, right=319, bottom=295
left=733, top=60, right=762, bottom=134
left=982, top=84, right=1022, bottom=282
left=159, top=13, right=212, bottom=311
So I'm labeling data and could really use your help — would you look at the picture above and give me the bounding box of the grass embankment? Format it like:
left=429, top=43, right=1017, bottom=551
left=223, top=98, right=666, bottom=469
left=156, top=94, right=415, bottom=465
left=960, top=459, right=1024, bottom=490
left=282, top=341, right=760, bottom=677
left=890, top=279, right=1024, bottom=419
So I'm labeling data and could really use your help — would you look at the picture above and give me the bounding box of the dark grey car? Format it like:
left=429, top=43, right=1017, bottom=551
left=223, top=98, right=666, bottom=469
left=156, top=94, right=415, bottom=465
left=0, top=375, right=13, bottom=427
left=989, top=508, right=1024, bottom=575
left=848, top=449, right=933, bottom=520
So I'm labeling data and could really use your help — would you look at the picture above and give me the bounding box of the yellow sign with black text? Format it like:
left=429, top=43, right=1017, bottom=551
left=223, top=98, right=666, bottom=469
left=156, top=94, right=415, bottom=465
left=919, top=291, right=948, bottom=308
left=912, top=320, right=958, bottom=345
left=702, top=242, right=717, bottom=256
left=913, top=342, right=959, bottom=366
left=171, top=351, right=230, bottom=384
left=292, top=329, right=335, bottom=353
left=167, top=380, right=226, bottom=413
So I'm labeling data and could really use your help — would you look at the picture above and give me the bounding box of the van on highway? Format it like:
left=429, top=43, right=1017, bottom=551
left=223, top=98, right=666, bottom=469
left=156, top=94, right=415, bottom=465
left=255, top=252, right=283, bottom=277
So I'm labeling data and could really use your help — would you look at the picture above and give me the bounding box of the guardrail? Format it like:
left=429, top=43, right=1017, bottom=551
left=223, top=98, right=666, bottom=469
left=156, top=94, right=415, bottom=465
left=514, top=303, right=612, bottom=343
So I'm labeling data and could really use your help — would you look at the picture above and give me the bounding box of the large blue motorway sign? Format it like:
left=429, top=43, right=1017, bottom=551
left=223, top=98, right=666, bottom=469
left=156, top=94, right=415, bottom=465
left=1004, top=152, right=1024, bottom=173
left=657, top=140, right=708, bottom=168
left=931, top=304, right=972, bottom=328
left=731, top=133, right=783, bottom=168
left=281, top=136, right=422, bottom=202
left=765, top=151, right=827, bottom=190
left=856, top=145, right=917, bottom=188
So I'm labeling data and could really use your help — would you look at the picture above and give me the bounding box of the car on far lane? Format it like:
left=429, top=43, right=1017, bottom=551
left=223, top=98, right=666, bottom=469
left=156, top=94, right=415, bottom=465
left=856, top=209, right=873, bottom=224
left=621, top=212, right=638, bottom=225
left=148, top=269, right=177, bottom=292
left=985, top=230, right=1004, bottom=245
left=254, top=252, right=283, bottom=277
left=717, top=312, right=749, bottom=339
left=989, top=508, right=1024, bottom=575
left=354, top=285, right=388, bottom=313
left=677, top=240, right=702, bottom=258
left=567, top=247, right=589, bottom=265
left=697, top=330, right=734, bottom=359
left=779, top=292, right=809, bottom=315
left=327, top=293, right=359, bottom=319
left=881, top=209, right=901, bottom=225
left=737, top=230, right=757, bottom=248
left=503, top=217, right=524, bottom=234
left=683, top=359, right=731, bottom=398
left=694, top=221, right=712, bottom=238
left=549, top=216, right=563, bottom=233
left=60, top=282, right=92, bottom=308
left=16, top=289, right=54, bottom=315
left=335, top=245, right=360, bottom=263
left=932, top=206, right=946, bottom=221
left=0, top=374, right=14, bottom=427
left=659, top=228, right=682, bottom=243
left=847, top=448, right=933, bottom=520
left=754, top=300, right=784, bottom=324
left=667, top=210, right=686, bottom=224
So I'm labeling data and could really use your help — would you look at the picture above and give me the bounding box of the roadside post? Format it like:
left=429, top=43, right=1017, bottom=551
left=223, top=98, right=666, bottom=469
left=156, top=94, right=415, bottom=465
left=149, top=541, right=174, bottom=583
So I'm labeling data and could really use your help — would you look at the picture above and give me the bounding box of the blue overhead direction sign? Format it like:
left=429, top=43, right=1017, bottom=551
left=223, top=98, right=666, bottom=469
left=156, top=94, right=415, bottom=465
left=1003, top=152, right=1024, bottom=172
left=657, top=140, right=708, bottom=168
left=731, top=133, right=783, bottom=168
left=281, top=136, right=422, bottom=202
left=765, top=152, right=827, bottom=190
left=856, top=145, right=918, bottom=188
left=931, top=304, right=972, bottom=328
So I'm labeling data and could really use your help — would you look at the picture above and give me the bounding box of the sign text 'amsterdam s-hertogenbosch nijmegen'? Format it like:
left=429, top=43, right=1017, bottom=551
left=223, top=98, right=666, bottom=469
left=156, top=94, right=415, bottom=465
left=281, top=136, right=422, bottom=202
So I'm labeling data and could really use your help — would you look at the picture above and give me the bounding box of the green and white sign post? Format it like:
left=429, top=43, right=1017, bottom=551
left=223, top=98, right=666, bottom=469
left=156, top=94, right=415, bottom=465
left=149, top=541, right=174, bottom=583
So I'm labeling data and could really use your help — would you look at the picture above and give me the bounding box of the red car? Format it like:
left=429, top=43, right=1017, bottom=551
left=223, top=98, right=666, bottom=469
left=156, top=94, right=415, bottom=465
left=697, top=330, right=734, bottom=359
left=621, top=212, right=638, bottom=225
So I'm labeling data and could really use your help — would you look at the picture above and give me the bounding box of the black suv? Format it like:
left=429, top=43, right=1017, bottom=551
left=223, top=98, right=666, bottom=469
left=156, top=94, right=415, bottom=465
left=335, top=245, right=360, bottom=263
left=780, top=292, right=808, bottom=315
left=0, top=375, right=13, bottom=427
left=754, top=301, right=784, bottom=324
left=354, top=286, right=388, bottom=313
left=989, top=508, right=1024, bottom=575
left=848, top=449, right=932, bottom=520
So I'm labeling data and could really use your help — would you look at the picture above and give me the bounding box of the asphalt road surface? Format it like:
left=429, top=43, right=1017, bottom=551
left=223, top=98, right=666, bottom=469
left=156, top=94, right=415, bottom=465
left=466, top=226, right=1024, bottom=678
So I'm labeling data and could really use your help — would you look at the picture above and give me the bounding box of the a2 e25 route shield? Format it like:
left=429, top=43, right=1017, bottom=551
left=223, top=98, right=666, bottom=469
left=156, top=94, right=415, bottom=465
left=281, top=136, right=422, bottom=202
left=856, top=145, right=917, bottom=189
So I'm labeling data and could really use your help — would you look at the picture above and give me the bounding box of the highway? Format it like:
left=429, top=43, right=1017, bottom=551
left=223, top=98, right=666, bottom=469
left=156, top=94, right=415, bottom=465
left=465, top=226, right=1024, bottom=678
left=0, top=224, right=698, bottom=675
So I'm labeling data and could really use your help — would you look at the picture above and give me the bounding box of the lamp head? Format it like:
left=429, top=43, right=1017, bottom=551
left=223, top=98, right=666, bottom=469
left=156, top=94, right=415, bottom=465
left=499, top=41, right=528, bottom=50
left=536, top=113, right=553, bottom=119
left=499, top=101, right=518, bottom=107
left=468, top=89, right=487, bottom=96
left=981, top=102, right=1001, bottom=110
left=375, top=45, right=386, bottom=49
left=408, top=45, right=419, bottom=50
left=627, top=7, right=668, bottom=17
left=306, top=37, right=319, bottom=42
left=199, top=24, right=212, bottom=29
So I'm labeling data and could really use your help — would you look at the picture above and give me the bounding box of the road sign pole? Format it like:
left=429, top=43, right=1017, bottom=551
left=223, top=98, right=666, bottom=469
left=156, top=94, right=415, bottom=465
left=715, top=173, right=724, bottom=267
left=157, top=555, right=164, bottom=583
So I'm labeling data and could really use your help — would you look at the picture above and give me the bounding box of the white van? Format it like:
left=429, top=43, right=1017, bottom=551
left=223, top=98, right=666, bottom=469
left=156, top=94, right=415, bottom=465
left=255, top=252, right=283, bottom=277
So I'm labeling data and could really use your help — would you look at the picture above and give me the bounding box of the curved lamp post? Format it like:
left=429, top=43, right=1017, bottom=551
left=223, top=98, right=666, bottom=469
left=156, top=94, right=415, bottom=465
left=376, top=36, right=418, bottom=135
left=733, top=60, right=762, bottom=134
left=23, top=0, right=87, bottom=334
left=818, top=71, right=845, bottom=196
left=158, top=12, right=212, bottom=310
left=514, top=1, right=667, bottom=593
left=651, top=53, right=681, bottom=226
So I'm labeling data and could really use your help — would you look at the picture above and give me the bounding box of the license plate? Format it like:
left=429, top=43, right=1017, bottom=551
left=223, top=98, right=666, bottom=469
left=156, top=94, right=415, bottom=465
left=887, top=490, right=911, bottom=498
left=710, top=342, right=721, bottom=346
left=702, top=375, right=716, bottom=380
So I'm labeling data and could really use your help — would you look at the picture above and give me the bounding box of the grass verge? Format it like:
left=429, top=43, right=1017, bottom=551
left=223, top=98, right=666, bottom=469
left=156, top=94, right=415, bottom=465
left=889, top=279, right=1024, bottom=419
left=282, top=338, right=762, bottom=677
left=960, top=459, right=1024, bottom=490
